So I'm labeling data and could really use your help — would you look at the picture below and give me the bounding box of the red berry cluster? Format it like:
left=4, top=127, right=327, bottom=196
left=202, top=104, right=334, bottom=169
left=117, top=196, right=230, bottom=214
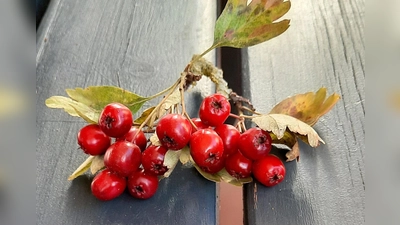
left=77, top=103, right=162, bottom=201
left=76, top=94, right=287, bottom=201
left=155, top=93, right=286, bottom=187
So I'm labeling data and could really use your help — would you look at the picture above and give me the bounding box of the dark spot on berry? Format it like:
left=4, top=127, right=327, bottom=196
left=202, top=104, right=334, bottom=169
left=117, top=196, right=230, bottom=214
left=134, top=185, right=144, bottom=195
left=104, top=115, right=114, bottom=129
left=152, top=162, right=167, bottom=174
left=205, top=153, right=219, bottom=164
left=212, top=101, right=223, bottom=110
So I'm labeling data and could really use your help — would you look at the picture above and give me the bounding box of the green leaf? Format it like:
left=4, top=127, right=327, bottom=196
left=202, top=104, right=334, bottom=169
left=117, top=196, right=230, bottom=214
left=68, top=156, right=94, bottom=180
left=45, top=96, right=99, bottom=123
left=213, top=0, right=291, bottom=48
left=135, top=107, right=156, bottom=124
left=66, top=86, right=150, bottom=114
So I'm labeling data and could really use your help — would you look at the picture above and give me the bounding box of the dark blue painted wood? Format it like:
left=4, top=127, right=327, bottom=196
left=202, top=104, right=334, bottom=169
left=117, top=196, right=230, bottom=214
left=36, top=1, right=217, bottom=224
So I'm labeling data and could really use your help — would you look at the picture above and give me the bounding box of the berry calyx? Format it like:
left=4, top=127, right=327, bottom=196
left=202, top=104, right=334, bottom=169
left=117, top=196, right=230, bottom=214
left=142, top=145, right=169, bottom=176
left=156, top=114, right=192, bottom=150
left=127, top=170, right=159, bottom=199
left=252, top=154, right=286, bottom=187
left=199, top=93, right=231, bottom=127
left=116, top=126, right=147, bottom=151
left=77, top=124, right=111, bottom=155
left=104, top=141, right=142, bottom=177
left=190, top=129, right=225, bottom=174
left=91, top=168, right=126, bottom=201
left=99, top=103, right=133, bottom=138
left=238, top=127, right=272, bottom=161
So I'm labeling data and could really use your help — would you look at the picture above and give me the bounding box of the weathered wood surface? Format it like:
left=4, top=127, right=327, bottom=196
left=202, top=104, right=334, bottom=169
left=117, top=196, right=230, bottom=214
left=242, top=0, right=365, bottom=224
left=36, top=1, right=217, bottom=225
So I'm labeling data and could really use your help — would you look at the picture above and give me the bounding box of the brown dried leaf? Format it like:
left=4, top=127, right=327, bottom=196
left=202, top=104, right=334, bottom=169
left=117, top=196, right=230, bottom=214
left=135, top=107, right=155, bottom=125
left=285, top=139, right=300, bottom=162
left=269, top=87, right=340, bottom=126
left=252, top=114, right=325, bottom=147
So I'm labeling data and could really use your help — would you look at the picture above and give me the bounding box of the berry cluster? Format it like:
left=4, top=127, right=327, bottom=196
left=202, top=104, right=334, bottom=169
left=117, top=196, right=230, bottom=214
left=77, top=94, right=287, bottom=201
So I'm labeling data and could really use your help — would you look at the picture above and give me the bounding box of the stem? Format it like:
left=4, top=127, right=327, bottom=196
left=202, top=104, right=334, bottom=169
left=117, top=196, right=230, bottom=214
left=190, top=43, right=220, bottom=64
left=132, top=78, right=181, bottom=140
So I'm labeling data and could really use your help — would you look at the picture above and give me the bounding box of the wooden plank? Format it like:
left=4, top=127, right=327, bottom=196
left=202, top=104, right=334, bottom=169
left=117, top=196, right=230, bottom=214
left=36, top=1, right=218, bottom=224
left=241, top=0, right=365, bottom=224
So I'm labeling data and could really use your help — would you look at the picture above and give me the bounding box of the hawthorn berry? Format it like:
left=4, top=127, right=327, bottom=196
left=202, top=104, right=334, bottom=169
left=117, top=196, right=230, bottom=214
left=77, top=124, right=111, bottom=155
left=91, top=168, right=126, bottom=201
left=214, top=124, right=240, bottom=158
left=142, top=145, right=169, bottom=176
left=190, top=129, right=225, bottom=174
left=238, top=127, right=272, bottom=161
left=104, top=141, right=142, bottom=177
left=99, top=103, right=133, bottom=138
left=252, top=154, right=286, bottom=187
left=156, top=114, right=192, bottom=150
left=190, top=117, right=209, bottom=133
left=127, top=170, right=159, bottom=199
left=225, top=151, right=253, bottom=179
left=116, top=126, right=147, bottom=151
left=199, top=93, right=231, bottom=127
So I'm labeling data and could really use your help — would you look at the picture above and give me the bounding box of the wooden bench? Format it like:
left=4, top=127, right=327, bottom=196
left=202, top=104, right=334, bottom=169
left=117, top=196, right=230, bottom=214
left=36, top=0, right=365, bottom=224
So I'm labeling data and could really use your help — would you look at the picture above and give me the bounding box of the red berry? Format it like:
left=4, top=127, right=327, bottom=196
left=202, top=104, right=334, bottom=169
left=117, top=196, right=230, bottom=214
left=77, top=124, right=111, bottom=155
left=199, top=93, right=231, bottom=127
left=225, top=151, right=253, bottom=179
left=190, top=118, right=209, bottom=134
left=214, top=124, right=240, bottom=158
left=99, top=103, right=133, bottom=138
left=238, top=127, right=272, bottom=161
left=190, top=129, right=225, bottom=174
left=91, top=168, right=126, bottom=201
left=252, top=154, right=286, bottom=187
left=104, top=141, right=142, bottom=177
left=156, top=114, right=192, bottom=150
left=116, top=126, right=147, bottom=151
left=127, top=170, right=159, bottom=199
left=142, top=145, right=169, bottom=176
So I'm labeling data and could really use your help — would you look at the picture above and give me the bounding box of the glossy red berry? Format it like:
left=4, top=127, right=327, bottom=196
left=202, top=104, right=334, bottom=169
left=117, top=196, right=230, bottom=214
left=127, top=170, right=159, bottom=199
left=104, top=141, right=142, bottom=177
left=142, top=145, right=169, bottom=176
left=214, top=124, right=240, bottom=158
left=91, top=168, right=126, bottom=201
left=238, top=127, right=272, bottom=161
left=116, top=126, right=147, bottom=151
left=156, top=114, right=192, bottom=150
left=99, top=103, right=133, bottom=138
left=252, top=154, right=286, bottom=187
left=190, top=117, right=209, bottom=134
left=199, top=93, right=231, bottom=127
left=77, top=124, right=111, bottom=155
left=190, top=129, right=225, bottom=174
left=225, top=151, right=253, bottom=179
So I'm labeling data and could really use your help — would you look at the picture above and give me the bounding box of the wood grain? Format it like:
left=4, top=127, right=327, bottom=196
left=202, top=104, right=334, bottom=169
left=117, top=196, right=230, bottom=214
left=36, top=1, right=217, bottom=224
left=242, top=0, right=365, bottom=224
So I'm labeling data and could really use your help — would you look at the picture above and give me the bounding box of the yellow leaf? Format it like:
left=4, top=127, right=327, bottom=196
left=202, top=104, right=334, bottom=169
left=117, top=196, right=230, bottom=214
left=252, top=114, right=325, bottom=147
left=269, top=87, right=340, bottom=126
left=90, top=155, right=105, bottom=174
left=68, top=156, right=94, bottom=180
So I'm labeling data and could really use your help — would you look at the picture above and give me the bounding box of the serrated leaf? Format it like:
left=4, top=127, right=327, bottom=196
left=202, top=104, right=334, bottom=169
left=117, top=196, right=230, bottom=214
left=66, top=86, right=150, bottom=114
left=252, top=114, right=324, bottom=147
left=45, top=96, right=99, bottom=122
left=68, top=156, right=94, bottom=180
left=213, top=0, right=291, bottom=48
left=90, top=155, right=105, bottom=174
left=162, top=150, right=182, bottom=178
left=270, top=87, right=340, bottom=126
left=135, top=107, right=156, bottom=124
